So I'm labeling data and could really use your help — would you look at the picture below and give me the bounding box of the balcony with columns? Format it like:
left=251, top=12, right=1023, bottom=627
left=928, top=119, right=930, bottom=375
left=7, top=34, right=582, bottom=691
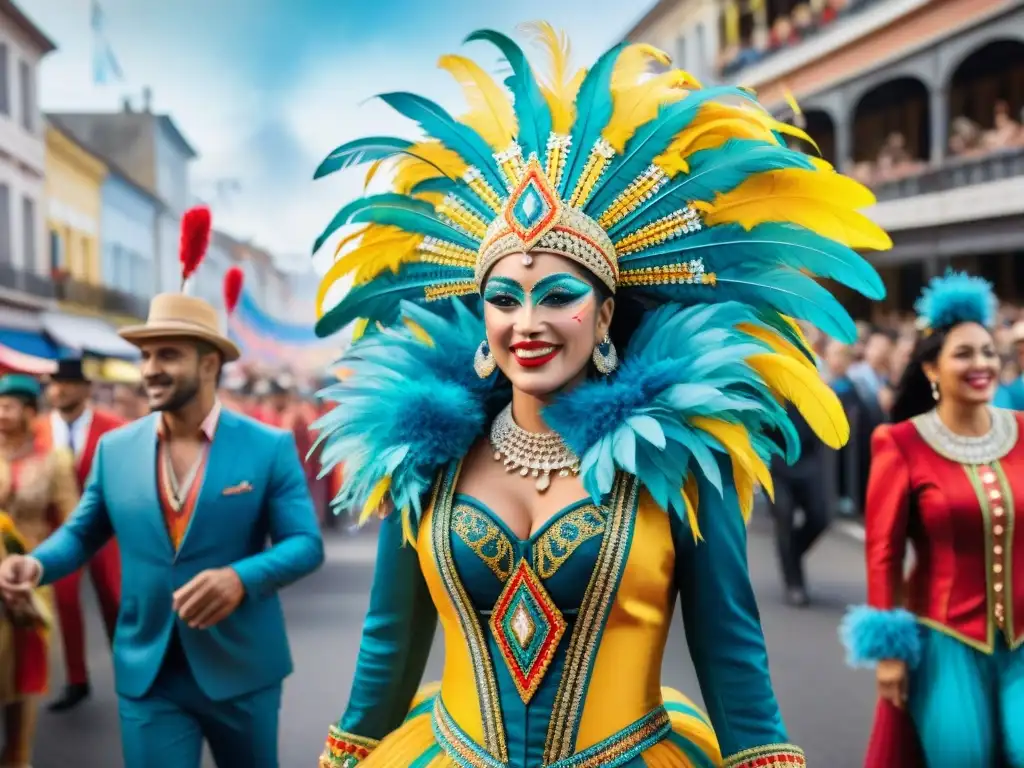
left=783, top=7, right=1024, bottom=263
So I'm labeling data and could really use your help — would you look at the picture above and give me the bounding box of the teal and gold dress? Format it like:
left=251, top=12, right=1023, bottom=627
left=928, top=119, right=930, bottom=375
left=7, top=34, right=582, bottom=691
left=308, top=21, right=890, bottom=768
left=325, top=461, right=790, bottom=768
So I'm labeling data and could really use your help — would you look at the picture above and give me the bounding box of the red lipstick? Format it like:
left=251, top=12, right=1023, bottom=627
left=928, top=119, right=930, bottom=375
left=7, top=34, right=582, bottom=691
left=510, top=340, right=561, bottom=368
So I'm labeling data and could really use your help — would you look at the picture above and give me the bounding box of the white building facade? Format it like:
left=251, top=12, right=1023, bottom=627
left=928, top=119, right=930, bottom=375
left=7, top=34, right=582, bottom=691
left=0, top=1, right=54, bottom=289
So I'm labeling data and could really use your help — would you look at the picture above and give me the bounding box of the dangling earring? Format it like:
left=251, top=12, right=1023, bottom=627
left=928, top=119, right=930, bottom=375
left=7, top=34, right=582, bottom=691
left=930, top=379, right=940, bottom=402
left=474, top=340, right=496, bottom=379
left=592, top=335, right=618, bottom=375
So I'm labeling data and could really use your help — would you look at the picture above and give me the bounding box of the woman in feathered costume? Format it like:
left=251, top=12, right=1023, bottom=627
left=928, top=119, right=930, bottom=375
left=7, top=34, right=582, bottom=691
left=841, top=273, right=1024, bottom=767
left=313, top=23, right=889, bottom=768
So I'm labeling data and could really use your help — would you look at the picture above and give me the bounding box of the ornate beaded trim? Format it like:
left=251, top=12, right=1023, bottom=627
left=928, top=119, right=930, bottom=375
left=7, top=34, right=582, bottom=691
left=960, top=461, right=1022, bottom=654
left=912, top=408, right=1018, bottom=465
left=318, top=726, right=379, bottom=768
left=477, top=215, right=618, bottom=292
left=432, top=696, right=507, bottom=768
left=724, top=743, right=806, bottom=767
left=543, top=473, right=639, bottom=762
left=534, top=505, right=607, bottom=580
left=488, top=558, right=568, bottom=704
left=991, top=462, right=1024, bottom=651
left=432, top=696, right=672, bottom=768
left=432, top=463, right=508, bottom=762
left=453, top=504, right=515, bottom=582
left=547, top=706, right=671, bottom=768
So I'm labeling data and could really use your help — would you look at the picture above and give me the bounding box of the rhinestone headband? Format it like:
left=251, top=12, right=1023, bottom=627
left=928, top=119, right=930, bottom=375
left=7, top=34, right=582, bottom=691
left=475, top=156, right=618, bottom=292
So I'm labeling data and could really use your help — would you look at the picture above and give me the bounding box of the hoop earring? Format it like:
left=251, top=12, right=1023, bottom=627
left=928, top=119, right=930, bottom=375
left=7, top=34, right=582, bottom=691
left=474, top=340, right=496, bottom=379
left=592, top=335, right=618, bottom=375
left=930, top=380, right=940, bottom=402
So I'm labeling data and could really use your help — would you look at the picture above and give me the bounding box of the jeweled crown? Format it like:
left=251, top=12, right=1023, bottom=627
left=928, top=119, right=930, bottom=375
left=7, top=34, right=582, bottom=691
left=476, top=155, right=618, bottom=291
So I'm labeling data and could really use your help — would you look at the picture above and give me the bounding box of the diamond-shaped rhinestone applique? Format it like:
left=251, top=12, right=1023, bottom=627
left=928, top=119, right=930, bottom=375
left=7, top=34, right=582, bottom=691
left=503, top=156, right=562, bottom=251
left=514, top=183, right=548, bottom=229
left=489, top=558, right=567, bottom=704
left=510, top=601, right=536, bottom=648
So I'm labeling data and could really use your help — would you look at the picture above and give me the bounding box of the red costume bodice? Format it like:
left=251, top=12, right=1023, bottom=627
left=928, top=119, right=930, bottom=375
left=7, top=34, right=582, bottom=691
left=865, top=411, right=1024, bottom=653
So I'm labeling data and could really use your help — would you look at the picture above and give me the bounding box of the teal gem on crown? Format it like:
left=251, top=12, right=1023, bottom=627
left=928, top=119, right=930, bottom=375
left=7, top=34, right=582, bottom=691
left=512, top=180, right=551, bottom=231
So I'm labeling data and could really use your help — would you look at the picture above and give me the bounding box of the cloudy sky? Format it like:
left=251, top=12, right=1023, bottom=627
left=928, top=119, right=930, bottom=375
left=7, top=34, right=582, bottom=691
left=27, top=0, right=645, bottom=276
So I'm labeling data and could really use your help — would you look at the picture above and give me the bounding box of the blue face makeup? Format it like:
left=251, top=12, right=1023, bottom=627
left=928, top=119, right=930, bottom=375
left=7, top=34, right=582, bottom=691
left=531, top=273, right=594, bottom=308
left=483, top=273, right=593, bottom=310
left=483, top=276, right=526, bottom=307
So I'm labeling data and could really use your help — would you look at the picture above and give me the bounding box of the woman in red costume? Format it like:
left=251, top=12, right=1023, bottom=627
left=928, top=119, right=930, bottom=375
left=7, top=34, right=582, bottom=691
left=841, top=272, right=1024, bottom=767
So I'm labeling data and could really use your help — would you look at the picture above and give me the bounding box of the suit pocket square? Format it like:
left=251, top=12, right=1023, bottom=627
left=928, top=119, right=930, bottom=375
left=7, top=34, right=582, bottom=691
left=222, top=482, right=253, bottom=496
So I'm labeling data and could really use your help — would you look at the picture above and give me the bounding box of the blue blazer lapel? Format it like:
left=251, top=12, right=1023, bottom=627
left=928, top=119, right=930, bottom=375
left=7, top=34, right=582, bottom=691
left=175, top=410, right=237, bottom=557
left=133, top=414, right=174, bottom=559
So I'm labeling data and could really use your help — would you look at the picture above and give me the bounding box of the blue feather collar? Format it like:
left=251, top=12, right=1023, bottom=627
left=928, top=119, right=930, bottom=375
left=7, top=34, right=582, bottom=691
left=315, top=300, right=798, bottom=532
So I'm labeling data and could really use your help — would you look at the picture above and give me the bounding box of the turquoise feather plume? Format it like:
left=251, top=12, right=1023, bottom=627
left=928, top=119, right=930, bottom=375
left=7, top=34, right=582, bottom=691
left=914, top=270, right=997, bottom=331
left=631, top=267, right=857, bottom=342
left=313, top=193, right=479, bottom=255
left=314, top=301, right=509, bottom=527
left=409, top=177, right=494, bottom=218
left=465, top=29, right=552, bottom=158
left=314, top=136, right=414, bottom=180
left=378, top=91, right=506, bottom=191
left=558, top=42, right=626, bottom=197
left=620, top=223, right=885, bottom=300
left=314, top=263, right=473, bottom=337
left=544, top=302, right=800, bottom=528
left=608, top=140, right=814, bottom=238
left=585, top=87, right=760, bottom=216
left=315, top=301, right=807, bottom=533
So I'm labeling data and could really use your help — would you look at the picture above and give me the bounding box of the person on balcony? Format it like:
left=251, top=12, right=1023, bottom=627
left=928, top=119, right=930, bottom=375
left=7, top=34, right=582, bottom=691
left=983, top=100, right=1021, bottom=152
left=36, top=357, right=126, bottom=712
left=842, top=273, right=1024, bottom=767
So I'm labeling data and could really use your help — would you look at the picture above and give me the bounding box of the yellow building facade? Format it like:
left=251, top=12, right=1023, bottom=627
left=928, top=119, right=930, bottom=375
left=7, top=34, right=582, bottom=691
left=44, top=124, right=106, bottom=285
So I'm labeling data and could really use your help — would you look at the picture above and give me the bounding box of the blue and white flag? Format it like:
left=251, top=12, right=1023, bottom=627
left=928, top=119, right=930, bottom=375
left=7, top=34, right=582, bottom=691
left=92, top=0, right=124, bottom=85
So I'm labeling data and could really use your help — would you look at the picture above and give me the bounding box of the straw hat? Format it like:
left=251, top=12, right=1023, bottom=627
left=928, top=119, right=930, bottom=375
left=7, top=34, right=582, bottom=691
left=119, top=293, right=241, bottom=362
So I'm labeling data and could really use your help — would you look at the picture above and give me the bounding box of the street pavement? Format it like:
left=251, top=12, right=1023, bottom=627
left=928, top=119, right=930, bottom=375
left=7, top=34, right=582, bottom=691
left=35, top=514, right=876, bottom=767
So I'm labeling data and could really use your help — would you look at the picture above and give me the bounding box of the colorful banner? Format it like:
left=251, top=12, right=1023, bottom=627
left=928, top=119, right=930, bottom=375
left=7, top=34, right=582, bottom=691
left=227, top=288, right=340, bottom=372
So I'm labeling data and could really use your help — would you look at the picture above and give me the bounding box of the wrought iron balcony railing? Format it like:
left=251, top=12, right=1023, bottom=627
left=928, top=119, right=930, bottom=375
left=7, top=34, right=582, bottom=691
left=0, top=264, right=57, bottom=300
left=871, top=147, right=1024, bottom=203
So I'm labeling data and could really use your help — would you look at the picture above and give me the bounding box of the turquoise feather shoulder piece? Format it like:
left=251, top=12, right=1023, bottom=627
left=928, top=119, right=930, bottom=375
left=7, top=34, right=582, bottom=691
left=544, top=302, right=805, bottom=536
left=314, top=301, right=508, bottom=529
left=317, top=300, right=844, bottom=539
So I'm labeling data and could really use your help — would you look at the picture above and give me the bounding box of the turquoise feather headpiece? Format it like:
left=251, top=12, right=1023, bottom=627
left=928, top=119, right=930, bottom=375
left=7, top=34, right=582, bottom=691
left=914, top=271, right=997, bottom=333
left=311, top=22, right=895, bottom=532
left=310, top=22, right=890, bottom=342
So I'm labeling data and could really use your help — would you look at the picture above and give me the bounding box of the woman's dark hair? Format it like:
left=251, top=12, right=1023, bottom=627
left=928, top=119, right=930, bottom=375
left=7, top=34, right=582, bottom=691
left=890, top=330, right=946, bottom=424
left=588, top=278, right=646, bottom=356
left=890, top=320, right=995, bottom=423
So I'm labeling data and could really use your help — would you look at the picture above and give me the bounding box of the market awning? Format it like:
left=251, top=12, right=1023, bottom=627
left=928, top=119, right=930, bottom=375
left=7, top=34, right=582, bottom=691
left=41, top=312, right=140, bottom=360
left=0, top=343, right=57, bottom=375
left=0, top=327, right=61, bottom=359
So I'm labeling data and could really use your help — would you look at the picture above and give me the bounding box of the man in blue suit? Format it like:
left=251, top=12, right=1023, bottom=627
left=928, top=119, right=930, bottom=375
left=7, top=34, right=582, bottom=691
left=0, top=291, right=324, bottom=767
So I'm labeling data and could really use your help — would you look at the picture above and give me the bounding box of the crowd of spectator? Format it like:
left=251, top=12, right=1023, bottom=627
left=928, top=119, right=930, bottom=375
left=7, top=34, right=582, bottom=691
left=718, top=0, right=880, bottom=77
left=849, top=101, right=1024, bottom=187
